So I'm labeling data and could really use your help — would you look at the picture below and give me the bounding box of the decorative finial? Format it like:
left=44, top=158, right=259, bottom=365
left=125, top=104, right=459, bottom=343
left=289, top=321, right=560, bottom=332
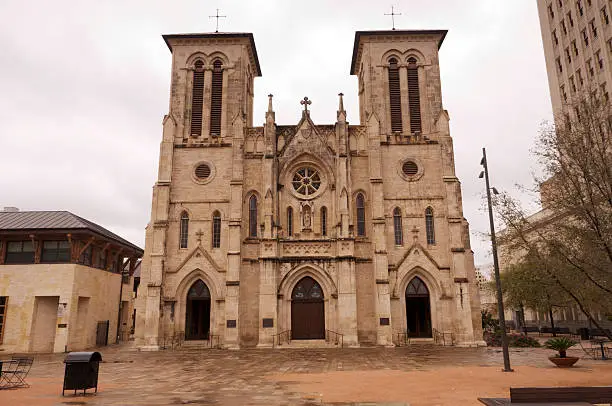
left=300, top=97, right=312, bottom=115
left=385, top=5, right=401, bottom=30
left=268, top=94, right=274, bottom=113
left=209, top=8, right=227, bottom=33
left=338, top=92, right=345, bottom=112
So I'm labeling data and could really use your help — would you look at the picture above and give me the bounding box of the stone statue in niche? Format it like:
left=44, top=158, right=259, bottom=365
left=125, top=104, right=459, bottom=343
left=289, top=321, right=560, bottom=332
left=303, top=206, right=311, bottom=228
left=300, top=201, right=314, bottom=232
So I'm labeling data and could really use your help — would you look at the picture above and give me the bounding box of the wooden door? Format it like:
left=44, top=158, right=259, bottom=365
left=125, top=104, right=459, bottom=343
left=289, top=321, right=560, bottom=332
left=291, top=277, right=325, bottom=340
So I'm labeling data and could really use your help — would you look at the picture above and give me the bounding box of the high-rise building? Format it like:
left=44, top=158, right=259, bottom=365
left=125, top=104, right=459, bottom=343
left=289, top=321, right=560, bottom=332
left=537, top=0, right=612, bottom=115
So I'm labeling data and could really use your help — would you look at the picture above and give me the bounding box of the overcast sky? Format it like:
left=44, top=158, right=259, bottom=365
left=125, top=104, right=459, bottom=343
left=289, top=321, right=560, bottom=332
left=0, top=0, right=552, bottom=267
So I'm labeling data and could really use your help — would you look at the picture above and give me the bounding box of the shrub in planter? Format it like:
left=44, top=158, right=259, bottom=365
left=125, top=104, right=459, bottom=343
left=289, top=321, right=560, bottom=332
left=545, top=337, right=577, bottom=358
left=545, top=337, right=579, bottom=367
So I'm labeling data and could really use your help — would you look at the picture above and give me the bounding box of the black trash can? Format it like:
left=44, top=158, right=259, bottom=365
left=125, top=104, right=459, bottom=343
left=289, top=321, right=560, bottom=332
left=62, top=352, right=102, bottom=395
left=578, top=327, right=590, bottom=340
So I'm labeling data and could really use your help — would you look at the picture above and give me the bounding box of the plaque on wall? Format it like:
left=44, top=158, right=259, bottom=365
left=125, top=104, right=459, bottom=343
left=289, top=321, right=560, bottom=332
left=226, top=319, right=237, bottom=328
left=57, top=324, right=68, bottom=328
left=262, top=318, right=274, bottom=328
left=379, top=317, right=390, bottom=326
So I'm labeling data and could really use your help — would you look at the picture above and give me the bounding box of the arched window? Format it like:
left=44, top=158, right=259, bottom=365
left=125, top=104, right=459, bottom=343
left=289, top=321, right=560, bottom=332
left=190, top=60, right=204, bottom=137
left=210, top=60, right=223, bottom=137
left=388, top=58, right=403, bottom=133
left=393, top=207, right=403, bottom=246
left=321, top=206, right=327, bottom=236
left=356, top=193, right=366, bottom=237
left=179, top=211, right=189, bottom=248
left=212, top=211, right=221, bottom=248
left=249, top=195, right=258, bottom=238
left=287, top=207, right=294, bottom=237
left=407, top=57, right=422, bottom=133
left=425, top=207, right=435, bottom=244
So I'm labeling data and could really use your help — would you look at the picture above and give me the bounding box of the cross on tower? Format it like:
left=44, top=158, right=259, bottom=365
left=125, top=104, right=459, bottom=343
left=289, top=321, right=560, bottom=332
left=385, top=5, right=401, bottom=30
left=209, top=9, right=227, bottom=33
left=300, top=97, right=312, bottom=112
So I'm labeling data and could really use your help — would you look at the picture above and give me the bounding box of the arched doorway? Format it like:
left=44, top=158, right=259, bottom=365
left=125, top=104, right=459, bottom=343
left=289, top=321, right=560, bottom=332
left=291, top=276, right=325, bottom=339
left=405, top=277, right=432, bottom=338
left=185, top=279, right=211, bottom=340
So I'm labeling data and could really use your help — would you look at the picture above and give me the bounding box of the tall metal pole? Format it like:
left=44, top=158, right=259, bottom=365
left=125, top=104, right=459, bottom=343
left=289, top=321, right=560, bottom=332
left=482, top=147, right=513, bottom=372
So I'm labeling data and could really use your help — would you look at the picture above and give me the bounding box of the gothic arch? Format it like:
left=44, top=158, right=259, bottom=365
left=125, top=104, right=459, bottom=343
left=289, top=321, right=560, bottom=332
left=208, top=51, right=230, bottom=67
left=396, top=266, right=440, bottom=337
left=402, top=49, right=426, bottom=64
left=173, top=267, right=222, bottom=301
left=381, top=49, right=404, bottom=65
left=186, top=52, right=208, bottom=68
left=278, top=263, right=337, bottom=298
left=277, top=263, right=338, bottom=337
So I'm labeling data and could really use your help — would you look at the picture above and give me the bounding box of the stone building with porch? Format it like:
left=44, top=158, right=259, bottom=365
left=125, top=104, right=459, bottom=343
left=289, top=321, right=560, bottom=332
left=135, top=29, right=484, bottom=349
left=0, top=209, right=143, bottom=353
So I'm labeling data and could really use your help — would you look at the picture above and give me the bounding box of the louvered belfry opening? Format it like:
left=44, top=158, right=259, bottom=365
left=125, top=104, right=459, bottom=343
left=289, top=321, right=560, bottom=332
left=407, top=57, right=422, bottom=134
left=388, top=58, right=403, bottom=133
left=190, top=60, right=205, bottom=137
left=210, top=60, right=223, bottom=137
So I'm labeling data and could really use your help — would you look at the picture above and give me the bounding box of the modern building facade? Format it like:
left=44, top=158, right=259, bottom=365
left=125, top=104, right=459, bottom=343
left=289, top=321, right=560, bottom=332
left=0, top=210, right=143, bottom=353
left=135, top=29, right=484, bottom=350
left=537, top=0, right=612, bottom=115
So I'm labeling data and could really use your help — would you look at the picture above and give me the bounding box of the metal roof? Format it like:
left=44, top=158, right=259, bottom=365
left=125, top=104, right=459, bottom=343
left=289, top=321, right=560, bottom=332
left=0, top=211, right=143, bottom=254
left=350, top=30, right=448, bottom=75
left=162, top=32, right=262, bottom=76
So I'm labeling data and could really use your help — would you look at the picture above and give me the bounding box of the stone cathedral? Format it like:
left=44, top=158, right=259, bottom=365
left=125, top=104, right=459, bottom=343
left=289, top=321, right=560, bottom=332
left=135, top=29, right=484, bottom=350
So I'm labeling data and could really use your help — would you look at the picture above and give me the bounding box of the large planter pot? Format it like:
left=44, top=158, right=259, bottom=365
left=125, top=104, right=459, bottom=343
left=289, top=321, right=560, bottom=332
left=549, top=356, right=579, bottom=368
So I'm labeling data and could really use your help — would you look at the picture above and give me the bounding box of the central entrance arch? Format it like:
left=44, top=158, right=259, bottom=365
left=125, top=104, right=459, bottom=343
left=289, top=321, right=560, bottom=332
left=185, top=279, right=211, bottom=340
left=291, top=276, right=325, bottom=340
left=405, top=276, right=432, bottom=338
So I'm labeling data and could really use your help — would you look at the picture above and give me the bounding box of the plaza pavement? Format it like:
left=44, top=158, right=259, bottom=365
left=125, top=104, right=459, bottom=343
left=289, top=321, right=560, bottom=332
left=0, top=343, right=611, bottom=405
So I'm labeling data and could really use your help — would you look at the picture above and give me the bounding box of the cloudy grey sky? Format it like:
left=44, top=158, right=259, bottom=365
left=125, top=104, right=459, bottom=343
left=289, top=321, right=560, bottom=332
left=0, top=0, right=552, bottom=266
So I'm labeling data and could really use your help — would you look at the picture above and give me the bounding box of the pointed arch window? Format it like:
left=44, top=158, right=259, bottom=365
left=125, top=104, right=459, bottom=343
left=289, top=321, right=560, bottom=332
left=180, top=211, right=189, bottom=249
left=190, top=60, right=204, bottom=137
left=425, top=207, right=435, bottom=245
left=321, top=206, right=327, bottom=237
left=356, top=193, right=366, bottom=237
left=249, top=195, right=258, bottom=238
left=407, top=57, right=422, bottom=133
left=212, top=211, right=221, bottom=248
left=287, top=207, right=294, bottom=237
left=393, top=207, right=403, bottom=246
left=210, top=60, right=223, bottom=137
left=388, top=58, right=403, bottom=133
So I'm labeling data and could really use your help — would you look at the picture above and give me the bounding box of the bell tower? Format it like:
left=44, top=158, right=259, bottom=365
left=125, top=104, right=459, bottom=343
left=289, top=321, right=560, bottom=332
left=351, top=30, right=447, bottom=141
left=163, top=33, right=261, bottom=142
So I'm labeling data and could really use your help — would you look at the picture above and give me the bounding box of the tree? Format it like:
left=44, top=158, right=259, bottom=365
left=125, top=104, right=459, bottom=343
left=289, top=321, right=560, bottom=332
left=500, top=260, right=572, bottom=336
left=496, top=90, right=612, bottom=340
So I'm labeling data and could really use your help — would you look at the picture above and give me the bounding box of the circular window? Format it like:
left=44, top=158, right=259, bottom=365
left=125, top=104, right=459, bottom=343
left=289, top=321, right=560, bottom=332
left=195, top=164, right=211, bottom=180
left=402, top=161, right=419, bottom=176
left=292, top=167, right=321, bottom=197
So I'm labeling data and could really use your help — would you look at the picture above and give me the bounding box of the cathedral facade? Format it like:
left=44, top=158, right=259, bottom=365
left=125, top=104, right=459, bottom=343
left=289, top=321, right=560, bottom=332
left=135, top=29, right=484, bottom=349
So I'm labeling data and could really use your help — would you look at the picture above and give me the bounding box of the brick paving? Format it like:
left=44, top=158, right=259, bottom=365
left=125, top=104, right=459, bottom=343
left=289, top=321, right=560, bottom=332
left=0, top=343, right=610, bottom=405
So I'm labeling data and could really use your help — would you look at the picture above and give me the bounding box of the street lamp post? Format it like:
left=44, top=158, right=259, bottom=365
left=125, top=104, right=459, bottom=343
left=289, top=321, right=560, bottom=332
left=480, top=147, right=513, bottom=372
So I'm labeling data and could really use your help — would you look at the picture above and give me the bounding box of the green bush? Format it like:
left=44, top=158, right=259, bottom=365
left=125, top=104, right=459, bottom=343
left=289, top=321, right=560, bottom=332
left=484, top=332, right=540, bottom=348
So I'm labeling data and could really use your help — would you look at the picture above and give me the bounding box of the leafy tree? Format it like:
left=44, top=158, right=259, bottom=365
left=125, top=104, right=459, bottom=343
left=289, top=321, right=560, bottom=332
left=496, top=91, right=612, bottom=340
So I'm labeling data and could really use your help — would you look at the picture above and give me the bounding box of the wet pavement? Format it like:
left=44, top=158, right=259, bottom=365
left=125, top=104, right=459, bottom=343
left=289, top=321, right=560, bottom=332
left=0, top=343, right=610, bottom=405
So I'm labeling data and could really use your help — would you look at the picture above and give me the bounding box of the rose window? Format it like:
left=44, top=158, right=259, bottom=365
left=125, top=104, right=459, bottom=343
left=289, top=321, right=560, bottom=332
left=292, top=167, right=321, bottom=197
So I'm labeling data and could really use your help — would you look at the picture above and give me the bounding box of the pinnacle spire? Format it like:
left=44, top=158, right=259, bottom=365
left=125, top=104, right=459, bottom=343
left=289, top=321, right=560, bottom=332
left=267, top=94, right=274, bottom=113
left=338, top=92, right=345, bottom=112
